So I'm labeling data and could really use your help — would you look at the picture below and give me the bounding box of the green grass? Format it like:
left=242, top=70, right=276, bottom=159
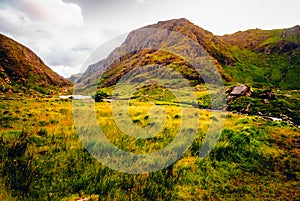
left=224, top=49, right=296, bottom=88
left=0, top=98, right=299, bottom=200
left=222, top=27, right=300, bottom=90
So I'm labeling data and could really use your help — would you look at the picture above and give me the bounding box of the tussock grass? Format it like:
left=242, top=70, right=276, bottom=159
left=0, top=98, right=299, bottom=200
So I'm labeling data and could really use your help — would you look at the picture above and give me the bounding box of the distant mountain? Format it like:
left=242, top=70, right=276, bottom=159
left=67, top=73, right=82, bottom=83
left=75, top=19, right=299, bottom=93
left=0, top=34, right=73, bottom=95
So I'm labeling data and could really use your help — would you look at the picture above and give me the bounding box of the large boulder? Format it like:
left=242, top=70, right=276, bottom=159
left=229, top=84, right=252, bottom=97
left=258, top=90, right=276, bottom=100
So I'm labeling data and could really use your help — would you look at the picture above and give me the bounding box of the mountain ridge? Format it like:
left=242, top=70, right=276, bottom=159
left=73, top=18, right=299, bottom=92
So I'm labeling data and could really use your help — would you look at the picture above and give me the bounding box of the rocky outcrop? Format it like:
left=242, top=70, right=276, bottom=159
left=230, top=85, right=252, bottom=97
left=226, top=84, right=252, bottom=101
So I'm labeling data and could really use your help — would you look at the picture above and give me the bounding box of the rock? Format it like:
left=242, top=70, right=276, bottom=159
left=258, top=112, right=263, bottom=116
left=263, top=116, right=282, bottom=122
left=245, top=103, right=251, bottom=112
left=226, top=87, right=234, bottom=94
left=230, top=84, right=252, bottom=97
left=263, top=99, right=269, bottom=104
left=259, top=90, right=276, bottom=100
left=226, top=95, right=235, bottom=101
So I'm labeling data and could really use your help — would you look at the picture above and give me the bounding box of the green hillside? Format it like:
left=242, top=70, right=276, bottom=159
left=222, top=25, right=300, bottom=89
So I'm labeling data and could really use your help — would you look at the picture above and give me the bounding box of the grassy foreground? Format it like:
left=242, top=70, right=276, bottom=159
left=0, top=98, right=299, bottom=200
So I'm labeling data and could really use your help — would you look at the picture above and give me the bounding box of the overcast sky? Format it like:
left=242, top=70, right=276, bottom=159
left=0, top=0, right=299, bottom=77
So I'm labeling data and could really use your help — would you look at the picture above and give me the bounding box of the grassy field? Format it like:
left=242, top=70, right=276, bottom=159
left=0, top=97, right=299, bottom=200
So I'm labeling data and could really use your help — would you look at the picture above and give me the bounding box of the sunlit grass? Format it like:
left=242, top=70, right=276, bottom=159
left=0, top=98, right=299, bottom=200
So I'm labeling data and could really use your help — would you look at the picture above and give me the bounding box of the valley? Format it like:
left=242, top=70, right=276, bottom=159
left=0, top=18, right=299, bottom=200
left=0, top=97, right=299, bottom=200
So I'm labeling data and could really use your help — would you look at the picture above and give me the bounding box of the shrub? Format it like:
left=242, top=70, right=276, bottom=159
left=174, top=114, right=181, bottom=119
left=94, top=90, right=108, bottom=102
left=37, top=128, right=48, bottom=136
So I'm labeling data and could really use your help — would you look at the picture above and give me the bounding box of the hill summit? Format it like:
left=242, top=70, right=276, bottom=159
left=75, top=18, right=299, bottom=92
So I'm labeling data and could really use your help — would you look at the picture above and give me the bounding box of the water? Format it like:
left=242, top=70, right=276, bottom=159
left=59, top=95, right=92, bottom=100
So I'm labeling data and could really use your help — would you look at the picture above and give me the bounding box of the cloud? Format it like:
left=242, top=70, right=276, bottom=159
left=0, top=0, right=147, bottom=77
left=0, top=0, right=299, bottom=78
left=0, top=0, right=94, bottom=77
left=136, top=0, right=146, bottom=5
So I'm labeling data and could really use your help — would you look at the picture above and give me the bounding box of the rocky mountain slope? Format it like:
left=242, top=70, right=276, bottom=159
left=75, top=18, right=299, bottom=93
left=0, top=34, right=73, bottom=95
left=75, top=18, right=231, bottom=93
left=67, top=73, right=82, bottom=83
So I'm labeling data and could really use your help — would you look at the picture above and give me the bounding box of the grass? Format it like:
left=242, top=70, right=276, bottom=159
left=223, top=45, right=300, bottom=90
left=0, top=97, right=299, bottom=200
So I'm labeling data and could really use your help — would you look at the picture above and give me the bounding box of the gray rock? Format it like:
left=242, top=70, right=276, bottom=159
left=230, top=84, right=252, bottom=97
left=263, top=99, right=269, bottom=104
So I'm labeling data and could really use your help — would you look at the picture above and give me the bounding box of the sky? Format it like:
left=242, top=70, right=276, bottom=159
left=0, top=0, right=299, bottom=77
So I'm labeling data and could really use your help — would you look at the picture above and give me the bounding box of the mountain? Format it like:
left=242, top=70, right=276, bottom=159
left=144, top=18, right=234, bottom=66
left=75, top=18, right=232, bottom=93
left=75, top=18, right=299, bottom=93
left=222, top=25, right=300, bottom=52
left=222, top=25, right=300, bottom=89
left=67, top=73, right=82, bottom=83
left=0, top=33, right=73, bottom=95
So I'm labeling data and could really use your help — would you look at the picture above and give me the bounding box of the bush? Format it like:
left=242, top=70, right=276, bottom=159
left=37, top=128, right=48, bottom=136
left=94, top=90, right=108, bottom=102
